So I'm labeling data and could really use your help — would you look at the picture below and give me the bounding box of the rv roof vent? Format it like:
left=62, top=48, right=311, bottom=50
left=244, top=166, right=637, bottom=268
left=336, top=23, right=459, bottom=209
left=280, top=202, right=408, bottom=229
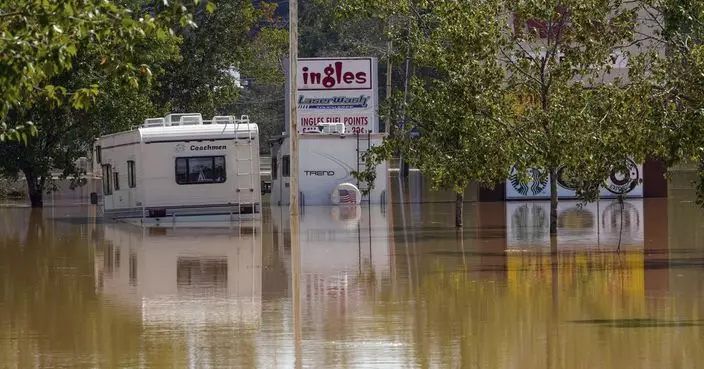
left=239, top=115, right=250, bottom=124
left=212, top=116, right=233, bottom=125
left=165, top=113, right=202, bottom=126
left=143, top=118, right=166, bottom=128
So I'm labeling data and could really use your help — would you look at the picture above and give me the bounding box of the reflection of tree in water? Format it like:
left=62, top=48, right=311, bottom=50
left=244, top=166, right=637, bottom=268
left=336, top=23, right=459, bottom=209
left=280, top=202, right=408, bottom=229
left=359, top=257, right=704, bottom=369
left=512, top=204, right=547, bottom=243
left=0, top=210, right=145, bottom=366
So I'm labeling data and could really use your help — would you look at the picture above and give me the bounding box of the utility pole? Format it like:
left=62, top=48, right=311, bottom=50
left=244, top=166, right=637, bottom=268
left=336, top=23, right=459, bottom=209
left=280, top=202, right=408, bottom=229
left=385, top=32, right=392, bottom=135
left=400, top=1, right=412, bottom=178
left=288, top=2, right=303, bottom=369
left=289, top=0, right=299, bottom=215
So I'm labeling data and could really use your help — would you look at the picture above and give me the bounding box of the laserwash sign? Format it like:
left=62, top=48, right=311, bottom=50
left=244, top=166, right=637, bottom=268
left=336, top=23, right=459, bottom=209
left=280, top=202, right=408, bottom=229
left=286, top=57, right=379, bottom=134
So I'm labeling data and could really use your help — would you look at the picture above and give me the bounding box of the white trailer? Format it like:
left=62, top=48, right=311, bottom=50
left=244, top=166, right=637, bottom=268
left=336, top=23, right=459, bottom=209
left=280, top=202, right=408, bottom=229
left=95, top=113, right=261, bottom=225
left=269, top=129, right=388, bottom=206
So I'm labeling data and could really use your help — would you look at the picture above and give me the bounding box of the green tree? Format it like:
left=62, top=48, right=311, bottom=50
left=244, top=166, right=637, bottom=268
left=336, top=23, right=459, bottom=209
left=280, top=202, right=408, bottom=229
left=228, top=13, right=289, bottom=150
left=501, top=0, right=653, bottom=235
left=634, top=1, right=704, bottom=203
left=153, top=0, right=270, bottom=116
left=341, top=0, right=515, bottom=227
left=343, top=0, right=655, bottom=231
left=0, top=0, right=195, bottom=119
left=0, top=0, right=192, bottom=207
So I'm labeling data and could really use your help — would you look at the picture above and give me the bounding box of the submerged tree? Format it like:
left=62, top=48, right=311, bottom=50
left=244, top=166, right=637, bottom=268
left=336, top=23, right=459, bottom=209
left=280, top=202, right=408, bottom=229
left=634, top=1, right=704, bottom=203
left=501, top=0, right=654, bottom=235
left=340, top=0, right=517, bottom=227
left=343, top=0, right=656, bottom=231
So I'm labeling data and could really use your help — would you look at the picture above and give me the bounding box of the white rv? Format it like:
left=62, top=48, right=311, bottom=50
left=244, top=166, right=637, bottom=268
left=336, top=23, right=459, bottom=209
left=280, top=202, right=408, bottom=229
left=95, top=113, right=261, bottom=225
left=269, top=124, right=388, bottom=206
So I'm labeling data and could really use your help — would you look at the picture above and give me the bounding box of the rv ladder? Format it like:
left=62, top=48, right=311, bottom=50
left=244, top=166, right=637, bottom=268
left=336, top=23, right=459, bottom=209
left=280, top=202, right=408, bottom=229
left=234, top=132, right=256, bottom=218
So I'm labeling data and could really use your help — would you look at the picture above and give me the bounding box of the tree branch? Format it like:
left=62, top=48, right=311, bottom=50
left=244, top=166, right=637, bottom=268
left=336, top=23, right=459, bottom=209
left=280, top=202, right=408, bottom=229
left=481, top=109, right=542, bottom=154
left=500, top=46, right=543, bottom=87
left=0, top=11, right=23, bottom=19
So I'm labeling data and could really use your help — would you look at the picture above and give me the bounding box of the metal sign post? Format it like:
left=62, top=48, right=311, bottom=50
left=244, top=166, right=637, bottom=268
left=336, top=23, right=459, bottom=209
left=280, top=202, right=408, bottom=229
left=289, top=0, right=300, bottom=215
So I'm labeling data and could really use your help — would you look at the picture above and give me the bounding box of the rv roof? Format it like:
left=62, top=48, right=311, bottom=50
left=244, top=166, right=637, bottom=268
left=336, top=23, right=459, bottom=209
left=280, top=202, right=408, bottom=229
left=142, top=114, right=250, bottom=128
left=140, top=123, right=258, bottom=142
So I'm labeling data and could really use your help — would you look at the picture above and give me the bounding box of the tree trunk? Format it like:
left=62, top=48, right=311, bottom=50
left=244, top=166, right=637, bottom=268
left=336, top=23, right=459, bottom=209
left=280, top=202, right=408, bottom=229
left=549, top=167, right=558, bottom=236
left=455, top=192, right=463, bottom=228
left=24, top=170, right=44, bottom=208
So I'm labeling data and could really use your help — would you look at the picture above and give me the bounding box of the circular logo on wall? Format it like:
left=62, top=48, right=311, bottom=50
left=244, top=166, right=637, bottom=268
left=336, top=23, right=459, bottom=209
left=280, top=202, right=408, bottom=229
left=175, top=143, right=186, bottom=153
left=509, top=165, right=548, bottom=196
left=604, top=159, right=640, bottom=195
left=556, top=165, right=578, bottom=191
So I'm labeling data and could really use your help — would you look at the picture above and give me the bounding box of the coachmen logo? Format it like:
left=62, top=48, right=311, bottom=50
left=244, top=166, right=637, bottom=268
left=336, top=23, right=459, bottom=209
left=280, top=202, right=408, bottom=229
left=190, top=144, right=226, bottom=151
left=174, top=143, right=227, bottom=152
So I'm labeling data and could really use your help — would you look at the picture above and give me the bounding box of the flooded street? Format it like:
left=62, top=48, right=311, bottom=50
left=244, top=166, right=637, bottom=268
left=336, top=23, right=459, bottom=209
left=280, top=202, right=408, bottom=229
left=2, top=178, right=704, bottom=368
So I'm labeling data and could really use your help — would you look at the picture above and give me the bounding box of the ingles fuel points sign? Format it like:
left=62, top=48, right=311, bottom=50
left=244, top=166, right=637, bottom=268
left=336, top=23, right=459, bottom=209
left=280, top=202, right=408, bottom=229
left=286, top=57, right=379, bottom=134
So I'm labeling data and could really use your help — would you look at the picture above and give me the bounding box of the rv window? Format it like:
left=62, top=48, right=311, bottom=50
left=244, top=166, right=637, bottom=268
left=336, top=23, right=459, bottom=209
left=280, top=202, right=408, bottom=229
left=127, top=160, right=136, bottom=188
left=175, top=156, right=226, bottom=185
left=102, top=164, right=112, bottom=195
left=113, top=172, right=120, bottom=191
left=282, top=155, right=290, bottom=177
left=271, top=156, right=278, bottom=180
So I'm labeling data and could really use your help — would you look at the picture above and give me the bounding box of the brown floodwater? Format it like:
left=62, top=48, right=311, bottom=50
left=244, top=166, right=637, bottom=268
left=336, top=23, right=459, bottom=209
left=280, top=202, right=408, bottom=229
left=2, top=177, right=704, bottom=368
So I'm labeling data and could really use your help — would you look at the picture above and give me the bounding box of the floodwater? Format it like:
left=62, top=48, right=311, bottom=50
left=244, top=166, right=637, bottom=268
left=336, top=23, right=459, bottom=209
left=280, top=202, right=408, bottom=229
left=2, top=177, right=704, bottom=368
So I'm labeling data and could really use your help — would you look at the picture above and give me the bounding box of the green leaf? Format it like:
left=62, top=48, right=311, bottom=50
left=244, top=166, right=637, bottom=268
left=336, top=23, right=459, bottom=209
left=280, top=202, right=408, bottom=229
left=206, top=2, right=216, bottom=13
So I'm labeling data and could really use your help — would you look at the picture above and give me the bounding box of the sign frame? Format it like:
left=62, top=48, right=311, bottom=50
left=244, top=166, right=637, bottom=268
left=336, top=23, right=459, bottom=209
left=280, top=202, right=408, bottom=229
left=285, top=57, right=379, bottom=134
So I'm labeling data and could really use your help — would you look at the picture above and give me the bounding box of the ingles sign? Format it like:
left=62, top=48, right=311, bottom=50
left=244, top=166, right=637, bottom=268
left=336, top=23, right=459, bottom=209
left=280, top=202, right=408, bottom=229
left=287, top=57, right=379, bottom=134
left=298, top=59, right=373, bottom=90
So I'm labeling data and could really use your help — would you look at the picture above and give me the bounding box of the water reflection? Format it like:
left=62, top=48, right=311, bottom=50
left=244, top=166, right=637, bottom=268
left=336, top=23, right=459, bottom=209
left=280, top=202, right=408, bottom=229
left=95, top=223, right=262, bottom=327
left=2, top=194, right=704, bottom=368
left=507, top=200, right=644, bottom=249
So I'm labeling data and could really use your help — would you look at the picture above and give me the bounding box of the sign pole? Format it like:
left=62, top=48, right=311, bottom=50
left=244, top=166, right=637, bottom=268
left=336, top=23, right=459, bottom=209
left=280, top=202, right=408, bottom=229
left=385, top=36, right=392, bottom=135
left=289, top=0, right=299, bottom=215
left=288, top=2, right=303, bottom=369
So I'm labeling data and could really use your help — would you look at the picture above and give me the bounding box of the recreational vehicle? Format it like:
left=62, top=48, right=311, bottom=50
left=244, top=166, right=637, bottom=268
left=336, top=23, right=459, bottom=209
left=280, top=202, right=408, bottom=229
left=270, top=124, right=388, bottom=206
left=95, top=113, right=261, bottom=225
